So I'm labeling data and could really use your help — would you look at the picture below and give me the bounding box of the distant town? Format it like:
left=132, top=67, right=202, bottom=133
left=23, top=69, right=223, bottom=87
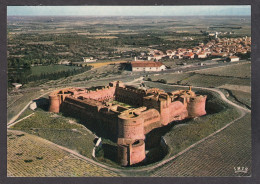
left=81, top=36, right=251, bottom=66
left=145, top=36, right=251, bottom=61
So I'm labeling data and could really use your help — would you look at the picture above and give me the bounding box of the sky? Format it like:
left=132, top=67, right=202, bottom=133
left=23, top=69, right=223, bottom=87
left=7, top=6, right=251, bottom=16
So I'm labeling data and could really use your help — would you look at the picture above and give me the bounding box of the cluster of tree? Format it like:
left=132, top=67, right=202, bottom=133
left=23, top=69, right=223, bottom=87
left=8, top=66, right=92, bottom=85
left=8, top=31, right=211, bottom=66
left=8, top=58, right=31, bottom=69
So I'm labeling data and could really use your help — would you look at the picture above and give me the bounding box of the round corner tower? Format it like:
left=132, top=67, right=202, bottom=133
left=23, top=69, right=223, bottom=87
left=117, top=139, right=145, bottom=166
left=49, top=93, right=61, bottom=113
left=118, top=112, right=145, bottom=140
left=187, top=95, right=207, bottom=118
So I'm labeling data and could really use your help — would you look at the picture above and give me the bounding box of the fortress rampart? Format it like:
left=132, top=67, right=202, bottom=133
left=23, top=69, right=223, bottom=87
left=49, top=81, right=206, bottom=166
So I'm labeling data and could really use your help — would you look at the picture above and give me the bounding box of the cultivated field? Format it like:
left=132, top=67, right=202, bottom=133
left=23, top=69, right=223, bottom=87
left=150, top=113, right=251, bottom=176
left=7, top=130, right=120, bottom=177
left=228, top=90, right=251, bottom=108
left=10, top=110, right=97, bottom=158
left=148, top=62, right=251, bottom=88
left=31, top=65, right=81, bottom=76
left=87, top=60, right=127, bottom=68
left=194, top=63, right=251, bottom=79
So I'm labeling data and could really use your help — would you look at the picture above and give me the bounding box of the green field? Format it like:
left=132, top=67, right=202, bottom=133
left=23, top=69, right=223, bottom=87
left=31, top=65, right=81, bottom=76
left=195, top=63, right=251, bottom=78
left=148, top=63, right=251, bottom=88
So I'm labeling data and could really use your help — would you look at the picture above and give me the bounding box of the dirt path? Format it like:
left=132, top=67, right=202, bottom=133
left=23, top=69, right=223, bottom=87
left=125, top=76, right=144, bottom=85
left=7, top=90, right=52, bottom=125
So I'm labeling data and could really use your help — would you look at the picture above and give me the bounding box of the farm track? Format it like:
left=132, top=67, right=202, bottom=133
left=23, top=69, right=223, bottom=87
left=225, top=89, right=251, bottom=110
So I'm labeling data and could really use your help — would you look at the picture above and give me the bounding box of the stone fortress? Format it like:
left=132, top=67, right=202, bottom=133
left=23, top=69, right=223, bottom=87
left=49, top=81, right=207, bottom=166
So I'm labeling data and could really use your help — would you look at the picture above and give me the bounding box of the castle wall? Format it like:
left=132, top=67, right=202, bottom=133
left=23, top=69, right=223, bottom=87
left=79, top=86, right=116, bottom=101
left=159, top=101, right=188, bottom=125
left=115, top=87, right=145, bottom=107
left=169, top=101, right=189, bottom=121
left=160, top=105, right=170, bottom=125
left=99, top=109, right=120, bottom=139
left=187, top=96, right=207, bottom=118
left=142, top=109, right=161, bottom=134
left=143, top=96, right=160, bottom=111
left=61, top=97, right=119, bottom=139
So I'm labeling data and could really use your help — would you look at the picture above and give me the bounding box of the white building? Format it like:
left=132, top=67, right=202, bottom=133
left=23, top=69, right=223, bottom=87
left=228, top=56, right=240, bottom=62
left=147, top=54, right=165, bottom=61
left=83, top=57, right=97, bottom=63
left=196, top=52, right=207, bottom=59
left=12, top=83, right=22, bottom=89
left=131, top=61, right=166, bottom=72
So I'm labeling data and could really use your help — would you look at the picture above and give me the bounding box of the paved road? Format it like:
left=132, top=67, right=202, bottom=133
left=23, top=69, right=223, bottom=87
left=9, top=60, right=249, bottom=95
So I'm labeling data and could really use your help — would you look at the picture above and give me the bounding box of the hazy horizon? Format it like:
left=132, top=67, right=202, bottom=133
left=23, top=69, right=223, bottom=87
left=8, top=6, right=251, bottom=16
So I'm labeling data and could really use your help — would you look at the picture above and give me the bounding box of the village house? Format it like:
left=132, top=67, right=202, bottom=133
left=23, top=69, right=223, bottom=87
left=131, top=61, right=166, bottom=72
left=227, top=56, right=240, bottom=62
left=83, top=57, right=97, bottom=63
left=183, top=52, right=194, bottom=59
left=195, top=52, right=207, bottom=59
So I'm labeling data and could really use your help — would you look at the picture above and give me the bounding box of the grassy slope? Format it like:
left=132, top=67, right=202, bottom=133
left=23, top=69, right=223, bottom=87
left=150, top=113, right=251, bottom=176
left=7, top=130, right=120, bottom=177
left=7, top=89, right=48, bottom=122
left=10, top=110, right=96, bottom=158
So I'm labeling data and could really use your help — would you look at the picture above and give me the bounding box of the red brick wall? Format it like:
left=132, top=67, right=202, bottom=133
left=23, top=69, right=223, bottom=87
left=115, top=87, right=145, bottom=106
left=142, top=109, right=161, bottom=134
left=79, top=87, right=116, bottom=101
left=168, top=101, right=189, bottom=121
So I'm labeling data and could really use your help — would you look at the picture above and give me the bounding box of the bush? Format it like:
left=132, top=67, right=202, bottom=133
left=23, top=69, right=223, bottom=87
left=157, top=79, right=167, bottom=84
